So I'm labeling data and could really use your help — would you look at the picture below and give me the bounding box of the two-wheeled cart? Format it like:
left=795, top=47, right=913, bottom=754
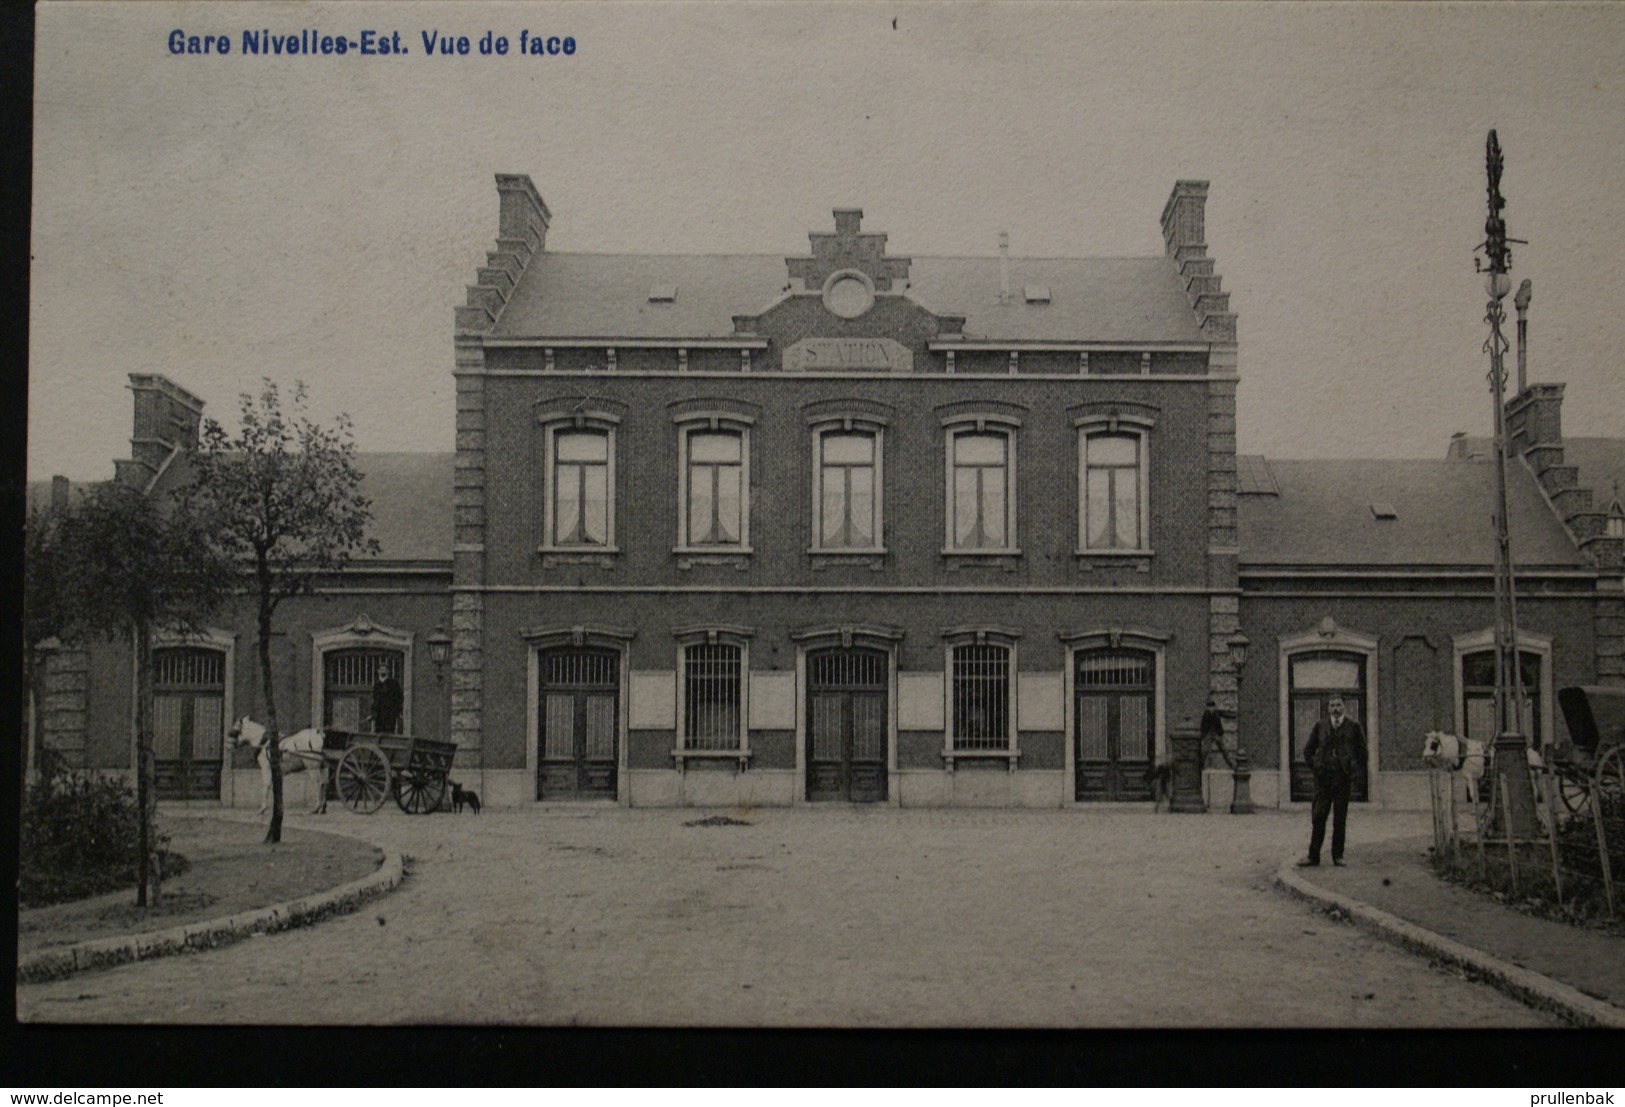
left=322, top=730, right=458, bottom=814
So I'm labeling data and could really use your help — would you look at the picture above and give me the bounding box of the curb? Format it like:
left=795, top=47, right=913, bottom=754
left=1275, top=858, right=1625, bottom=1029
left=18, top=841, right=405, bottom=986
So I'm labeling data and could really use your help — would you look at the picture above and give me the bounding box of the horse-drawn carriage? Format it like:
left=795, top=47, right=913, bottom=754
left=230, top=718, right=457, bottom=815
left=1553, top=685, right=1625, bottom=817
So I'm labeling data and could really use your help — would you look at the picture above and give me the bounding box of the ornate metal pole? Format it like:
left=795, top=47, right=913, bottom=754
left=1480, top=130, right=1540, bottom=838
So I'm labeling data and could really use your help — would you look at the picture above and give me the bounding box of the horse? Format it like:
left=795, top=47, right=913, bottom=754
left=228, top=717, right=332, bottom=815
left=1421, top=730, right=1547, bottom=812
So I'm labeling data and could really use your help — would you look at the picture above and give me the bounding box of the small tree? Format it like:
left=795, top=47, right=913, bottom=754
left=55, top=480, right=232, bottom=905
left=23, top=501, right=71, bottom=796
left=186, top=380, right=378, bottom=843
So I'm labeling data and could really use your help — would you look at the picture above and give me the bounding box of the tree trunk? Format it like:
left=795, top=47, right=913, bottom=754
left=258, top=605, right=284, bottom=844
left=134, top=622, right=160, bottom=906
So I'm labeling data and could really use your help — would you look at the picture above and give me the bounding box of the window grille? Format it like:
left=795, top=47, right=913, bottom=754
left=154, top=648, right=224, bottom=688
left=1076, top=650, right=1154, bottom=764
left=951, top=643, right=1010, bottom=750
left=807, top=649, right=886, bottom=689
left=324, top=648, right=404, bottom=732
left=684, top=643, right=742, bottom=751
left=543, top=648, right=618, bottom=688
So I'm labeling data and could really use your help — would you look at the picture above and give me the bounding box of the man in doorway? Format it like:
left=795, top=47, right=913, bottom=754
left=1297, top=694, right=1366, bottom=867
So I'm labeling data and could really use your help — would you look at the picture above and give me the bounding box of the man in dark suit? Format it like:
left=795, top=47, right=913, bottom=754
left=1297, top=694, right=1367, bottom=867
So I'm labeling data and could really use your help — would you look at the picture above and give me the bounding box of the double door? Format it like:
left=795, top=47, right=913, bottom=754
left=153, top=647, right=225, bottom=801
left=1075, top=650, right=1155, bottom=802
left=538, top=647, right=619, bottom=800
left=806, top=648, right=887, bottom=803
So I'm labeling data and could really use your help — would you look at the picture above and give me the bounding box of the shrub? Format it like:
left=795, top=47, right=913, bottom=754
left=19, top=758, right=171, bottom=907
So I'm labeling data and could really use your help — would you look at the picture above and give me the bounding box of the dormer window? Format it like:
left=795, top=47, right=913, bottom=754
left=648, top=283, right=678, bottom=303
left=1023, top=285, right=1051, bottom=304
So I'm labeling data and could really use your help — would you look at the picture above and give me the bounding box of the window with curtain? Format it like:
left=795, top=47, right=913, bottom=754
left=817, top=430, right=879, bottom=549
left=1080, top=431, right=1145, bottom=551
left=949, top=429, right=1014, bottom=551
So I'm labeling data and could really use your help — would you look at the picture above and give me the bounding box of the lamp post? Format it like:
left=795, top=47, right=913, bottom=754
left=1227, top=631, right=1254, bottom=814
left=1478, top=130, right=1540, bottom=838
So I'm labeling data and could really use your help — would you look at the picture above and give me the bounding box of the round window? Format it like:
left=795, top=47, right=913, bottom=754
left=822, top=272, right=874, bottom=319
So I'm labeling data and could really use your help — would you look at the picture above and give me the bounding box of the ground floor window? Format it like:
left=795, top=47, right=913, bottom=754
left=949, top=642, right=1012, bottom=752
left=1460, top=648, right=1542, bottom=747
left=681, top=642, right=744, bottom=752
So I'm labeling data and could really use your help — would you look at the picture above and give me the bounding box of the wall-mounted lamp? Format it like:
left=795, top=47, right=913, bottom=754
left=427, top=626, right=452, bottom=671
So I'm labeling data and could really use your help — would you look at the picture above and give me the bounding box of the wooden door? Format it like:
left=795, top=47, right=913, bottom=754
left=152, top=648, right=225, bottom=801
left=1287, top=651, right=1369, bottom=802
left=538, top=647, right=619, bottom=800
left=806, top=648, right=888, bottom=802
left=1075, top=649, right=1154, bottom=801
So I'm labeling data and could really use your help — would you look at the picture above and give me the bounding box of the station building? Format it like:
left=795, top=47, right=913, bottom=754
left=30, top=176, right=1625, bottom=810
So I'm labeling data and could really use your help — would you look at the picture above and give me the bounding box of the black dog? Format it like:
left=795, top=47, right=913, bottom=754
left=449, top=780, right=481, bottom=814
left=1142, top=762, right=1174, bottom=811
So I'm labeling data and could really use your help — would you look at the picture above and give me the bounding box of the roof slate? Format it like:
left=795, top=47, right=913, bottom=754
left=29, top=453, right=453, bottom=565
left=1238, top=457, right=1589, bottom=568
left=488, top=253, right=1206, bottom=344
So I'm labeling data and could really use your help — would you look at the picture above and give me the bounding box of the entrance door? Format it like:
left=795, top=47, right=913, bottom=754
left=153, top=648, right=225, bottom=801
left=538, top=647, right=619, bottom=800
left=1287, top=651, right=1369, bottom=802
left=1075, top=649, right=1155, bottom=801
left=806, top=647, right=888, bottom=802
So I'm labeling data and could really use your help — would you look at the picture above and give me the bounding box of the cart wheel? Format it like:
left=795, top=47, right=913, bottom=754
left=336, top=746, right=390, bottom=814
left=1597, top=747, right=1625, bottom=820
left=1558, top=772, right=1593, bottom=817
left=395, top=770, right=447, bottom=815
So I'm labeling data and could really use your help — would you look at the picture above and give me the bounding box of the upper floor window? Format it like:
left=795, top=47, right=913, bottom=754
left=538, top=412, right=619, bottom=552
left=1080, top=430, right=1147, bottom=551
left=943, top=415, right=1020, bottom=553
left=673, top=414, right=754, bottom=551
left=814, top=428, right=884, bottom=551
left=553, top=430, right=610, bottom=546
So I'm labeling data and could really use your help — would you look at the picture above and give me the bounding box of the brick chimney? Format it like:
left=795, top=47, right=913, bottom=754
left=456, top=174, right=551, bottom=336
left=1160, top=180, right=1235, bottom=343
left=115, top=374, right=205, bottom=489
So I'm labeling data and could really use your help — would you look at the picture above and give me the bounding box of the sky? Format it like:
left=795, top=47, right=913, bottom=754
left=29, top=1, right=1625, bottom=482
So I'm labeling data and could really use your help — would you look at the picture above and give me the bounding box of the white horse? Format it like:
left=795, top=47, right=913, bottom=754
left=228, top=717, right=332, bottom=815
left=1421, top=730, right=1546, bottom=810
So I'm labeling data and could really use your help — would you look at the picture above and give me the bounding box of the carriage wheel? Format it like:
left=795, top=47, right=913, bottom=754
left=395, top=770, right=447, bottom=815
left=336, top=746, right=390, bottom=814
left=1597, top=747, right=1625, bottom=821
left=1558, top=772, right=1593, bottom=818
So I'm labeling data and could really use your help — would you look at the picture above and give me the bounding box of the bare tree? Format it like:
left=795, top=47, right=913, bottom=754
left=185, top=380, right=378, bottom=844
left=23, top=501, right=70, bottom=796
left=54, top=481, right=231, bottom=905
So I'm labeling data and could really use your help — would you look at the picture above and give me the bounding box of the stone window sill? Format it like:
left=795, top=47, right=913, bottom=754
left=1074, top=550, right=1152, bottom=572
left=809, top=549, right=887, bottom=570
left=672, top=748, right=753, bottom=771
left=942, top=748, right=1021, bottom=771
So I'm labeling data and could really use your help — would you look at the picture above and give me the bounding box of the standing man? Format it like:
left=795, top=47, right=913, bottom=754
left=1297, top=694, right=1366, bottom=867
